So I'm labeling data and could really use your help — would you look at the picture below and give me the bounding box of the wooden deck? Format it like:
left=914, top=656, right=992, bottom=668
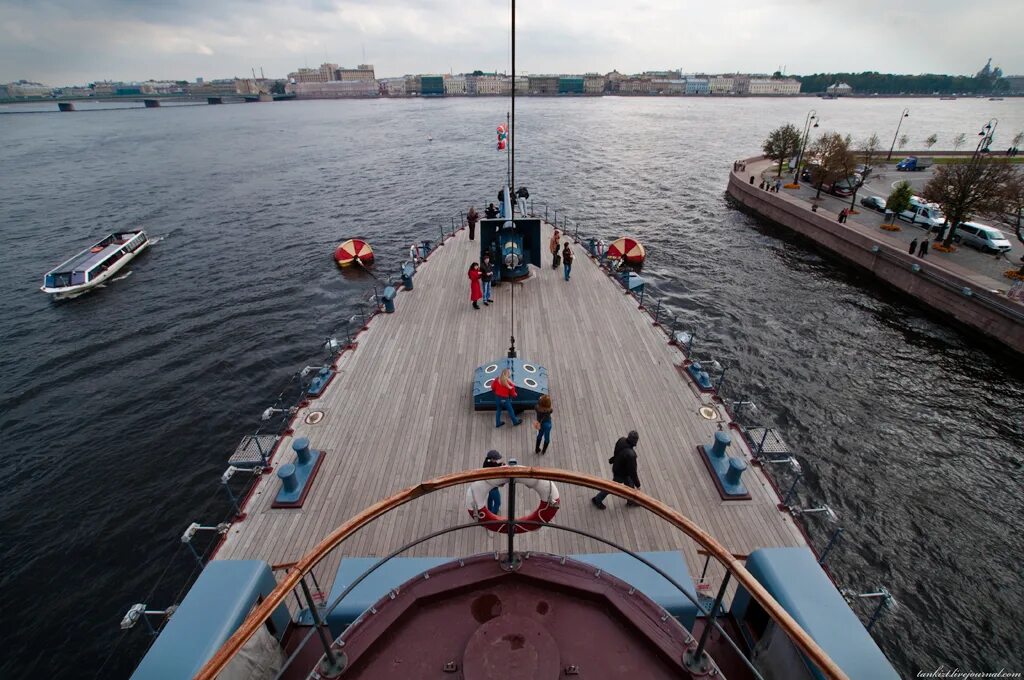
left=215, top=219, right=807, bottom=592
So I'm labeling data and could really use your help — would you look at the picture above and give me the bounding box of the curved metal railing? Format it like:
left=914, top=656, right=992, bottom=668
left=195, top=467, right=849, bottom=680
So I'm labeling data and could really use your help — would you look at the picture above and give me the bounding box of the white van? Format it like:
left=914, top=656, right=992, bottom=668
left=898, top=197, right=945, bottom=230
left=954, top=222, right=1013, bottom=253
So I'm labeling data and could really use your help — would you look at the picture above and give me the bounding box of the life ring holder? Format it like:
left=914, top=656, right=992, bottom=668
left=466, top=477, right=560, bottom=534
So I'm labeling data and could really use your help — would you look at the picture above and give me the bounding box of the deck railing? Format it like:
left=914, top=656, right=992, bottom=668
left=194, top=468, right=850, bottom=680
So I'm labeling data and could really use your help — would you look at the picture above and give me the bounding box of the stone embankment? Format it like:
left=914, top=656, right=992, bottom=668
left=727, top=156, right=1024, bottom=354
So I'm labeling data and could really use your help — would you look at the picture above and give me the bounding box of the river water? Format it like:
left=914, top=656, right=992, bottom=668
left=1, top=96, right=1022, bottom=678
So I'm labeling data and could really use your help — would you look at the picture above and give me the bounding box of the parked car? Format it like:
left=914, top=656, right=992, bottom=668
left=954, top=222, right=1013, bottom=253
left=860, top=195, right=886, bottom=212
left=898, top=197, right=945, bottom=229
left=827, top=176, right=860, bottom=197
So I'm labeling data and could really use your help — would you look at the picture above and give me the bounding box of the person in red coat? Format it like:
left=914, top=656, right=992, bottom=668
left=492, top=368, right=522, bottom=428
left=468, top=263, right=483, bottom=310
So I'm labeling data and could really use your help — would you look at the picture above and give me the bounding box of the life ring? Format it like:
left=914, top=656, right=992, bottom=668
left=466, top=477, right=560, bottom=534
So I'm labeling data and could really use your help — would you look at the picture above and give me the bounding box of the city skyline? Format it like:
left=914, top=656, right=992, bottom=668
left=2, top=0, right=1023, bottom=85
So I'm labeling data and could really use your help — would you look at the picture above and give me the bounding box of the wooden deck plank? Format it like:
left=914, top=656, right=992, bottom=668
left=214, top=219, right=808, bottom=595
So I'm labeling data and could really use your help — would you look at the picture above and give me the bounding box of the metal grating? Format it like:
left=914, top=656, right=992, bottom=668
left=743, top=427, right=791, bottom=456
left=228, top=434, right=279, bottom=468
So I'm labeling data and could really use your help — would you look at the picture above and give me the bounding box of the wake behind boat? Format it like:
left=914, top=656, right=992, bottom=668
left=41, top=230, right=149, bottom=298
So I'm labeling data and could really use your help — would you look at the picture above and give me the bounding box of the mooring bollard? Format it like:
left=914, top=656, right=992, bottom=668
left=401, top=262, right=415, bottom=290
left=293, top=437, right=311, bottom=466
left=725, top=457, right=747, bottom=485
left=709, top=431, right=731, bottom=460
left=380, top=286, right=396, bottom=313
left=277, top=464, right=298, bottom=494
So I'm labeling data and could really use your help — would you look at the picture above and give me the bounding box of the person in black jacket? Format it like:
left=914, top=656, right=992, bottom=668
left=485, top=203, right=499, bottom=219
left=480, top=253, right=494, bottom=305
left=591, top=430, right=640, bottom=509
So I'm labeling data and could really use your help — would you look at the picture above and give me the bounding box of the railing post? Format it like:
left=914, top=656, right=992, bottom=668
left=545, top=205, right=549, bottom=222
left=653, top=299, right=661, bottom=326
left=638, top=286, right=645, bottom=309
left=818, top=527, right=844, bottom=565
left=451, top=216, right=455, bottom=235
left=782, top=474, right=802, bottom=507
left=715, top=366, right=727, bottom=392
left=687, top=571, right=731, bottom=672
left=757, top=428, right=770, bottom=458
left=506, top=477, right=517, bottom=563
left=439, top=224, right=445, bottom=243
left=300, top=577, right=344, bottom=674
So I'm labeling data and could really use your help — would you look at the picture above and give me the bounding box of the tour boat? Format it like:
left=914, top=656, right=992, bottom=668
left=41, top=230, right=149, bottom=298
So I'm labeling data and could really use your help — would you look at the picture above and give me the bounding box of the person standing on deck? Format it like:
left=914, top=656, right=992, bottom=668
left=534, top=394, right=553, bottom=455
left=562, top=242, right=574, bottom=281
left=591, top=430, right=641, bottom=509
left=492, top=369, right=521, bottom=428
left=468, top=263, right=483, bottom=310
left=485, top=203, right=499, bottom=219
left=482, top=449, right=504, bottom=514
left=480, top=253, right=494, bottom=305
left=549, top=229, right=561, bottom=269
left=467, top=206, right=480, bottom=241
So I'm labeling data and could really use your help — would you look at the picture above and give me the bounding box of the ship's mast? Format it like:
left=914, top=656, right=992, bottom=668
left=507, top=0, right=518, bottom=360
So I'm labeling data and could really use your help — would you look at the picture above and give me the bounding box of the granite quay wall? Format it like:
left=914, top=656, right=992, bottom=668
left=727, top=157, right=1024, bottom=355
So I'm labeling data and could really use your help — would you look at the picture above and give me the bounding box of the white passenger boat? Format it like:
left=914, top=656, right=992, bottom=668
left=41, top=230, right=149, bottom=298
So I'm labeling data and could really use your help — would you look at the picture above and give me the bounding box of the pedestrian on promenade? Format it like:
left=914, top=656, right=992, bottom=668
left=534, top=394, right=553, bottom=454
left=485, top=203, right=499, bottom=219
left=492, top=369, right=521, bottom=428
left=591, top=430, right=641, bottom=509
left=482, top=450, right=504, bottom=514
left=550, top=229, right=562, bottom=269
left=749, top=175, right=755, bottom=185
left=909, top=237, right=918, bottom=255
left=838, top=208, right=848, bottom=223
left=811, top=203, right=819, bottom=212
left=918, top=238, right=930, bottom=257
left=467, top=206, right=480, bottom=241
left=468, top=262, right=482, bottom=310
left=759, top=179, right=765, bottom=190
left=562, top=242, right=574, bottom=281
left=480, top=253, right=494, bottom=305
left=775, top=178, right=782, bottom=192
left=936, top=223, right=948, bottom=241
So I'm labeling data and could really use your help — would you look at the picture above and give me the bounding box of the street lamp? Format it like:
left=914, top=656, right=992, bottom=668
left=973, top=118, right=998, bottom=160
left=792, top=109, right=818, bottom=185
left=886, top=108, right=910, bottom=161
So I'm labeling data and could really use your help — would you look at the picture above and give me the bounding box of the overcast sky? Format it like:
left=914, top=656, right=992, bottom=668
left=2, top=0, right=1022, bottom=85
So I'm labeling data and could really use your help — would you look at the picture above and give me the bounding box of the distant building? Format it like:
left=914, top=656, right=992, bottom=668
left=709, top=77, right=734, bottom=94
left=444, top=75, right=467, bottom=95
left=405, top=75, right=421, bottom=96
left=685, top=78, right=709, bottom=95
left=732, top=75, right=750, bottom=95
left=421, top=75, right=445, bottom=96
left=748, top=78, right=801, bottom=95
left=514, top=76, right=529, bottom=94
left=826, top=82, right=853, bottom=96
left=558, top=77, right=584, bottom=94
left=583, top=74, right=606, bottom=94
left=189, top=79, right=246, bottom=96
left=619, top=77, right=653, bottom=95
left=1004, top=75, right=1024, bottom=93
left=475, top=74, right=511, bottom=95
left=288, top=80, right=378, bottom=98
left=644, top=69, right=682, bottom=80
left=338, top=65, right=375, bottom=81
left=651, top=79, right=685, bottom=95
left=378, top=77, right=407, bottom=96
left=0, top=80, right=52, bottom=98
left=528, top=75, right=559, bottom=95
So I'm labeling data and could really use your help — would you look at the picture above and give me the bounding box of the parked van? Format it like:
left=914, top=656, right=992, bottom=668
left=898, top=197, right=945, bottom=229
left=954, top=222, right=1013, bottom=253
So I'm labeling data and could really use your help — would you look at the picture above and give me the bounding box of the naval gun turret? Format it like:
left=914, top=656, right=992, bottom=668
left=478, top=185, right=541, bottom=282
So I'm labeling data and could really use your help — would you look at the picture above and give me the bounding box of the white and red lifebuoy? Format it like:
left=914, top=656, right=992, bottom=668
left=466, top=477, right=560, bottom=534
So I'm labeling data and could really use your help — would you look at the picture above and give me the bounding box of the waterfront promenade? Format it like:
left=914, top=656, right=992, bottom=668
left=729, top=156, right=1024, bottom=353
